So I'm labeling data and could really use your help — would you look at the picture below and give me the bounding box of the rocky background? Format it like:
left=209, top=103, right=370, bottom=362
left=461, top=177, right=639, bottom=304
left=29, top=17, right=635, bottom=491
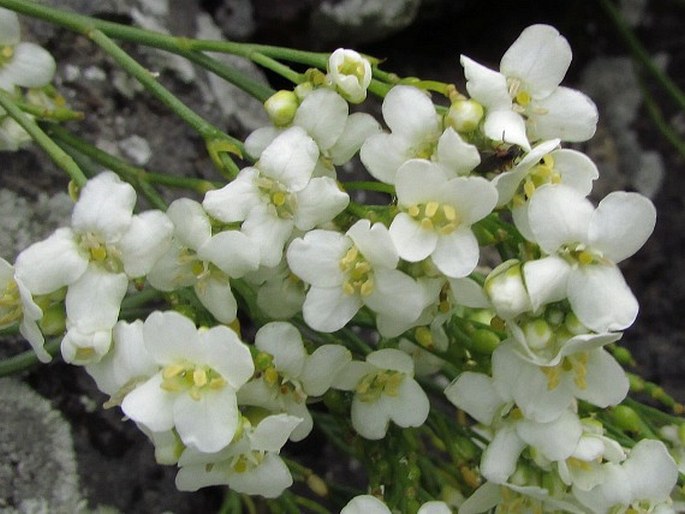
left=1, top=0, right=684, bottom=512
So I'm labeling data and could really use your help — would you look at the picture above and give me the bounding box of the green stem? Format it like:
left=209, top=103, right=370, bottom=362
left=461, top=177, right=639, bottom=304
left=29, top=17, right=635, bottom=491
left=343, top=181, right=395, bottom=195
left=15, top=100, right=85, bottom=121
left=0, top=338, right=61, bottom=377
left=600, top=0, right=685, bottom=112
left=0, top=90, right=88, bottom=186
left=249, top=52, right=305, bottom=84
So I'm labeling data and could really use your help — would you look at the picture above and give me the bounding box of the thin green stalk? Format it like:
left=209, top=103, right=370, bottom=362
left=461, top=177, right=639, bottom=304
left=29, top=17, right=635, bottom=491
left=0, top=338, right=60, bottom=377
left=15, top=100, right=85, bottom=121
left=249, top=52, right=305, bottom=84
left=291, top=494, right=330, bottom=514
left=600, top=0, right=685, bottom=112
left=0, top=89, right=87, bottom=187
left=343, top=181, right=395, bottom=195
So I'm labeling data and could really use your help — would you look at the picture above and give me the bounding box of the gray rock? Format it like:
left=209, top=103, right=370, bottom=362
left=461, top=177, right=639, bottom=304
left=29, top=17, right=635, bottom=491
left=311, top=0, right=422, bottom=45
left=0, top=379, right=81, bottom=514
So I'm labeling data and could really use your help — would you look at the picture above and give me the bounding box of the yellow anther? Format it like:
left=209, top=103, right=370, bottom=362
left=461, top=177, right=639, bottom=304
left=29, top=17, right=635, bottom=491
left=415, top=326, right=433, bottom=348
left=439, top=223, right=456, bottom=235
left=342, top=281, right=355, bottom=295
left=578, top=251, right=594, bottom=265
left=533, top=164, right=552, bottom=178
left=360, top=278, right=374, bottom=296
left=420, top=217, right=434, bottom=231
left=384, top=373, right=404, bottom=396
left=542, top=154, right=555, bottom=168
left=209, top=377, right=226, bottom=389
left=351, top=261, right=371, bottom=278
left=163, top=363, right=186, bottom=379
left=425, top=201, right=439, bottom=218
left=442, top=204, right=457, bottom=221
left=272, top=191, right=286, bottom=207
left=511, top=193, right=526, bottom=207
left=541, top=366, right=561, bottom=390
left=407, top=205, right=420, bottom=217
left=551, top=173, right=562, bottom=184
left=75, top=347, right=95, bottom=361
left=189, top=388, right=202, bottom=401
left=193, top=368, right=208, bottom=387
left=523, top=179, right=536, bottom=199
left=264, top=367, right=279, bottom=386
left=90, top=245, right=107, bottom=262
left=515, top=90, right=531, bottom=106
left=340, top=246, right=359, bottom=268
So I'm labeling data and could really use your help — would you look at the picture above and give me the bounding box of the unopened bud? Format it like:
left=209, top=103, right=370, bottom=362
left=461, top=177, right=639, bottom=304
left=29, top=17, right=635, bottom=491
left=484, top=259, right=532, bottom=319
left=446, top=99, right=484, bottom=132
left=264, top=90, right=299, bottom=127
left=327, top=48, right=372, bottom=104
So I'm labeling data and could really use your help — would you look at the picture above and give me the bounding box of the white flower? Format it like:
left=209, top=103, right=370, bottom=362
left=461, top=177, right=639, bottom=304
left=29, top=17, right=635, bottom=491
left=341, top=496, right=452, bottom=514
left=121, top=310, right=255, bottom=453
left=147, top=198, right=259, bottom=324
left=15, top=171, right=173, bottom=363
left=445, top=368, right=583, bottom=483
left=237, top=321, right=351, bottom=441
left=175, top=413, right=301, bottom=498
left=574, top=439, right=678, bottom=514
left=389, top=159, right=497, bottom=278
left=327, top=48, right=373, bottom=103
left=246, top=258, right=306, bottom=320
left=459, top=481, right=586, bottom=514
left=360, top=86, right=480, bottom=184
left=0, top=7, right=56, bottom=91
left=286, top=219, right=427, bottom=332
left=461, top=24, right=598, bottom=150
left=523, top=184, right=656, bottom=332
left=204, top=126, right=349, bottom=267
left=0, top=256, right=46, bottom=361
left=245, top=89, right=381, bottom=178
left=334, top=348, right=430, bottom=440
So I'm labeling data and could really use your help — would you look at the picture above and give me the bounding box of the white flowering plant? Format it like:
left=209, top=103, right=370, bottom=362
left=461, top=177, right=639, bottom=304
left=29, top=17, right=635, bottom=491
left=1, top=2, right=684, bottom=513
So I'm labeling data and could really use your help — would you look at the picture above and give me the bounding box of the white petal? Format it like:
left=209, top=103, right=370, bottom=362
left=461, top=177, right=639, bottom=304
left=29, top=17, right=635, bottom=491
left=332, top=360, right=375, bottom=391
left=441, top=175, right=498, bottom=225
left=588, top=191, right=656, bottom=263
left=15, top=228, right=87, bottom=295
left=146, top=242, right=196, bottom=291
left=458, top=483, right=502, bottom=514
left=367, top=348, right=414, bottom=374
left=568, top=265, right=638, bottom=332
left=527, top=87, right=598, bottom=143
left=527, top=185, right=593, bottom=253
left=249, top=413, right=303, bottom=452
left=448, top=277, right=490, bottom=309
left=258, top=126, right=318, bottom=191
left=4, top=42, right=56, bottom=88
left=166, top=198, right=211, bottom=250
left=294, top=177, right=349, bottom=231
left=175, top=462, right=227, bottom=491
left=341, top=495, right=391, bottom=514
left=431, top=228, right=480, bottom=278
left=302, top=286, right=362, bottom=332
left=395, top=159, right=449, bottom=205
left=199, top=324, right=254, bottom=388
left=194, top=275, right=238, bottom=324
left=389, top=212, right=437, bottom=262
left=516, top=409, right=582, bottom=461
left=481, top=425, right=526, bottom=483
left=65, top=266, right=128, bottom=333
left=143, top=310, right=201, bottom=364
left=483, top=109, right=530, bottom=150
left=244, top=126, right=281, bottom=159
left=255, top=321, right=306, bottom=378
left=228, top=453, right=293, bottom=498
left=329, top=112, right=382, bottom=165
left=174, top=388, right=239, bottom=453
left=121, top=373, right=175, bottom=432
left=444, top=372, right=502, bottom=426
left=347, top=220, right=398, bottom=269
left=461, top=55, right=511, bottom=110
left=623, top=439, right=678, bottom=503
left=201, top=169, right=260, bottom=223
left=436, top=127, right=481, bottom=176
left=522, top=255, right=572, bottom=310
left=418, top=502, right=452, bottom=514
left=576, top=349, right=629, bottom=408
left=294, top=89, right=348, bottom=151
left=301, top=344, right=352, bottom=396
left=241, top=210, right=292, bottom=268
left=72, top=172, right=136, bottom=242
left=197, top=230, right=260, bottom=278
left=366, top=269, right=425, bottom=321
left=382, top=85, right=440, bottom=140
left=119, top=210, right=173, bottom=278
left=286, top=229, right=347, bottom=287
left=500, top=25, right=572, bottom=99
left=552, top=149, right=598, bottom=196
left=0, top=8, right=20, bottom=46
left=351, top=396, right=390, bottom=440
left=384, top=377, right=429, bottom=428
left=360, top=132, right=414, bottom=184
left=511, top=202, right=534, bottom=241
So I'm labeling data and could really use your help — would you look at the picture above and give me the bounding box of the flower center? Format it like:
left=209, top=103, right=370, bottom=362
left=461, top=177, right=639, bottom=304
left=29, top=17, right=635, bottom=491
left=261, top=362, right=306, bottom=402
left=507, top=77, right=532, bottom=113
left=255, top=175, right=297, bottom=219
left=0, top=279, right=22, bottom=327
left=0, top=46, right=14, bottom=67
left=355, top=369, right=405, bottom=402
left=230, top=450, right=266, bottom=473
left=512, top=154, right=561, bottom=207
left=339, top=245, right=374, bottom=296
left=337, top=57, right=366, bottom=83
left=161, top=362, right=226, bottom=400
left=540, top=352, right=589, bottom=391
left=406, top=201, right=460, bottom=235
left=558, top=242, right=604, bottom=266
left=411, top=138, right=438, bottom=160
left=78, top=232, right=124, bottom=273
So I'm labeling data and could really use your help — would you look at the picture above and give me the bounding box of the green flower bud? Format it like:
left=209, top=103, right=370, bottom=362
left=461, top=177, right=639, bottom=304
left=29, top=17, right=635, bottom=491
left=446, top=99, right=484, bottom=133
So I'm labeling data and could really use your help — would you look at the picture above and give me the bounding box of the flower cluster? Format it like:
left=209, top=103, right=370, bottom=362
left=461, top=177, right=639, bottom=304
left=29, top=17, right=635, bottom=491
left=2, top=13, right=681, bottom=513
